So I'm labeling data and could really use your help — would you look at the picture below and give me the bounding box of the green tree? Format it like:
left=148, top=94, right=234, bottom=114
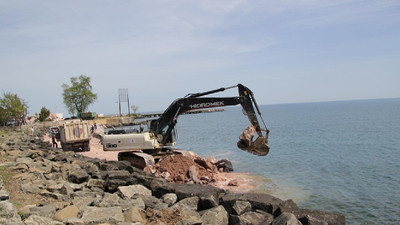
left=0, top=92, right=28, bottom=124
left=62, top=75, right=97, bottom=116
left=38, top=106, right=50, bottom=121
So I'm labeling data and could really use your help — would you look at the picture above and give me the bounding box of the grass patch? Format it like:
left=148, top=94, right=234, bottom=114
left=0, top=165, right=16, bottom=181
left=0, top=166, right=17, bottom=198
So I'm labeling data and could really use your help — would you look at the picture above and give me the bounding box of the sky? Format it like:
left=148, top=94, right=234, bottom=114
left=1, top=0, right=399, bottom=116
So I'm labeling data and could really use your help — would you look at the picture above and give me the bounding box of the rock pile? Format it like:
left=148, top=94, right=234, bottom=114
left=144, top=154, right=233, bottom=185
left=0, top=128, right=345, bottom=225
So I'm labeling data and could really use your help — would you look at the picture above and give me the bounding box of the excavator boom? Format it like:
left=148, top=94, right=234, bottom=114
left=150, top=83, right=270, bottom=156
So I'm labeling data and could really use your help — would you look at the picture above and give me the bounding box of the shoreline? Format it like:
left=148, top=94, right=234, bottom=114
left=44, top=126, right=312, bottom=204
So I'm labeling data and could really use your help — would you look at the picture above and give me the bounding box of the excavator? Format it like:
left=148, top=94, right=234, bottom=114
left=103, top=84, right=270, bottom=169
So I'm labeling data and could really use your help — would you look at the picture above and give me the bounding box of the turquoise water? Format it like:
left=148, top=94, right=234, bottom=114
left=174, top=98, right=400, bottom=225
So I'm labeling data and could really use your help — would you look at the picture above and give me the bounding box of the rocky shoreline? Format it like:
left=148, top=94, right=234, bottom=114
left=0, top=127, right=345, bottom=225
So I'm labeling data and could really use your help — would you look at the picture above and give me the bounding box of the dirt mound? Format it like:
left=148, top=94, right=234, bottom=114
left=145, top=154, right=220, bottom=184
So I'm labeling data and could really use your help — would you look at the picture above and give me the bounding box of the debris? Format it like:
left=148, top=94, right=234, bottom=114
left=238, top=125, right=256, bottom=148
left=144, top=153, right=234, bottom=185
left=215, top=159, right=234, bottom=172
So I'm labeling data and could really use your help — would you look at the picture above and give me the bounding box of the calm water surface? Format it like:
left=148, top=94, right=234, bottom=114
left=174, top=98, right=400, bottom=225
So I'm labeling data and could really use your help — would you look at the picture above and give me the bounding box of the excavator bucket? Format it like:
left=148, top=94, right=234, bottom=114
left=240, top=136, right=270, bottom=156
left=237, top=125, right=270, bottom=156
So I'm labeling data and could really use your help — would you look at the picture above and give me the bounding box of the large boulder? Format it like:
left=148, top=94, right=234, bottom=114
left=222, top=192, right=284, bottom=215
left=80, top=206, right=125, bottom=224
left=293, top=208, right=345, bottom=225
left=72, top=196, right=101, bottom=211
left=124, top=206, right=147, bottom=224
left=105, top=178, right=128, bottom=192
left=133, top=170, right=171, bottom=189
left=200, top=205, right=229, bottom=225
left=170, top=196, right=200, bottom=211
left=97, top=192, right=122, bottom=207
left=97, top=161, right=121, bottom=171
left=141, top=194, right=169, bottom=210
left=232, top=200, right=252, bottom=215
left=24, top=215, right=62, bottom=225
left=104, top=169, right=132, bottom=180
left=118, top=184, right=152, bottom=199
left=161, top=193, right=178, bottom=206
left=21, top=182, right=42, bottom=194
left=272, top=212, right=302, bottom=225
left=60, top=182, right=75, bottom=197
left=230, top=210, right=274, bottom=225
left=275, top=199, right=345, bottom=225
left=52, top=205, right=79, bottom=222
left=150, top=179, right=225, bottom=210
left=149, top=179, right=176, bottom=197
left=28, top=203, right=58, bottom=218
left=119, top=198, right=146, bottom=210
left=67, top=169, right=89, bottom=184
left=104, top=170, right=137, bottom=192
left=81, top=161, right=101, bottom=178
left=86, top=178, right=105, bottom=190
left=0, top=201, right=23, bottom=224
left=175, top=209, right=202, bottom=225
left=173, top=183, right=225, bottom=209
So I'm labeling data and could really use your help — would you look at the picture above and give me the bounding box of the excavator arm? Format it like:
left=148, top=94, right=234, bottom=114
left=150, top=84, right=270, bottom=156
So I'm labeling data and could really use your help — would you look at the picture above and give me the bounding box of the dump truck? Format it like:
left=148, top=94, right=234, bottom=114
left=58, top=120, right=91, bottom=151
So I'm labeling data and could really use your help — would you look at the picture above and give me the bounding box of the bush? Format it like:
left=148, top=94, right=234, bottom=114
left=38, top=107, right=51, bottom=122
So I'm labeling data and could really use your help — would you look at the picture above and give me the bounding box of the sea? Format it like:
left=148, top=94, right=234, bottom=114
left=172, top=98, right=400, bottom=225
